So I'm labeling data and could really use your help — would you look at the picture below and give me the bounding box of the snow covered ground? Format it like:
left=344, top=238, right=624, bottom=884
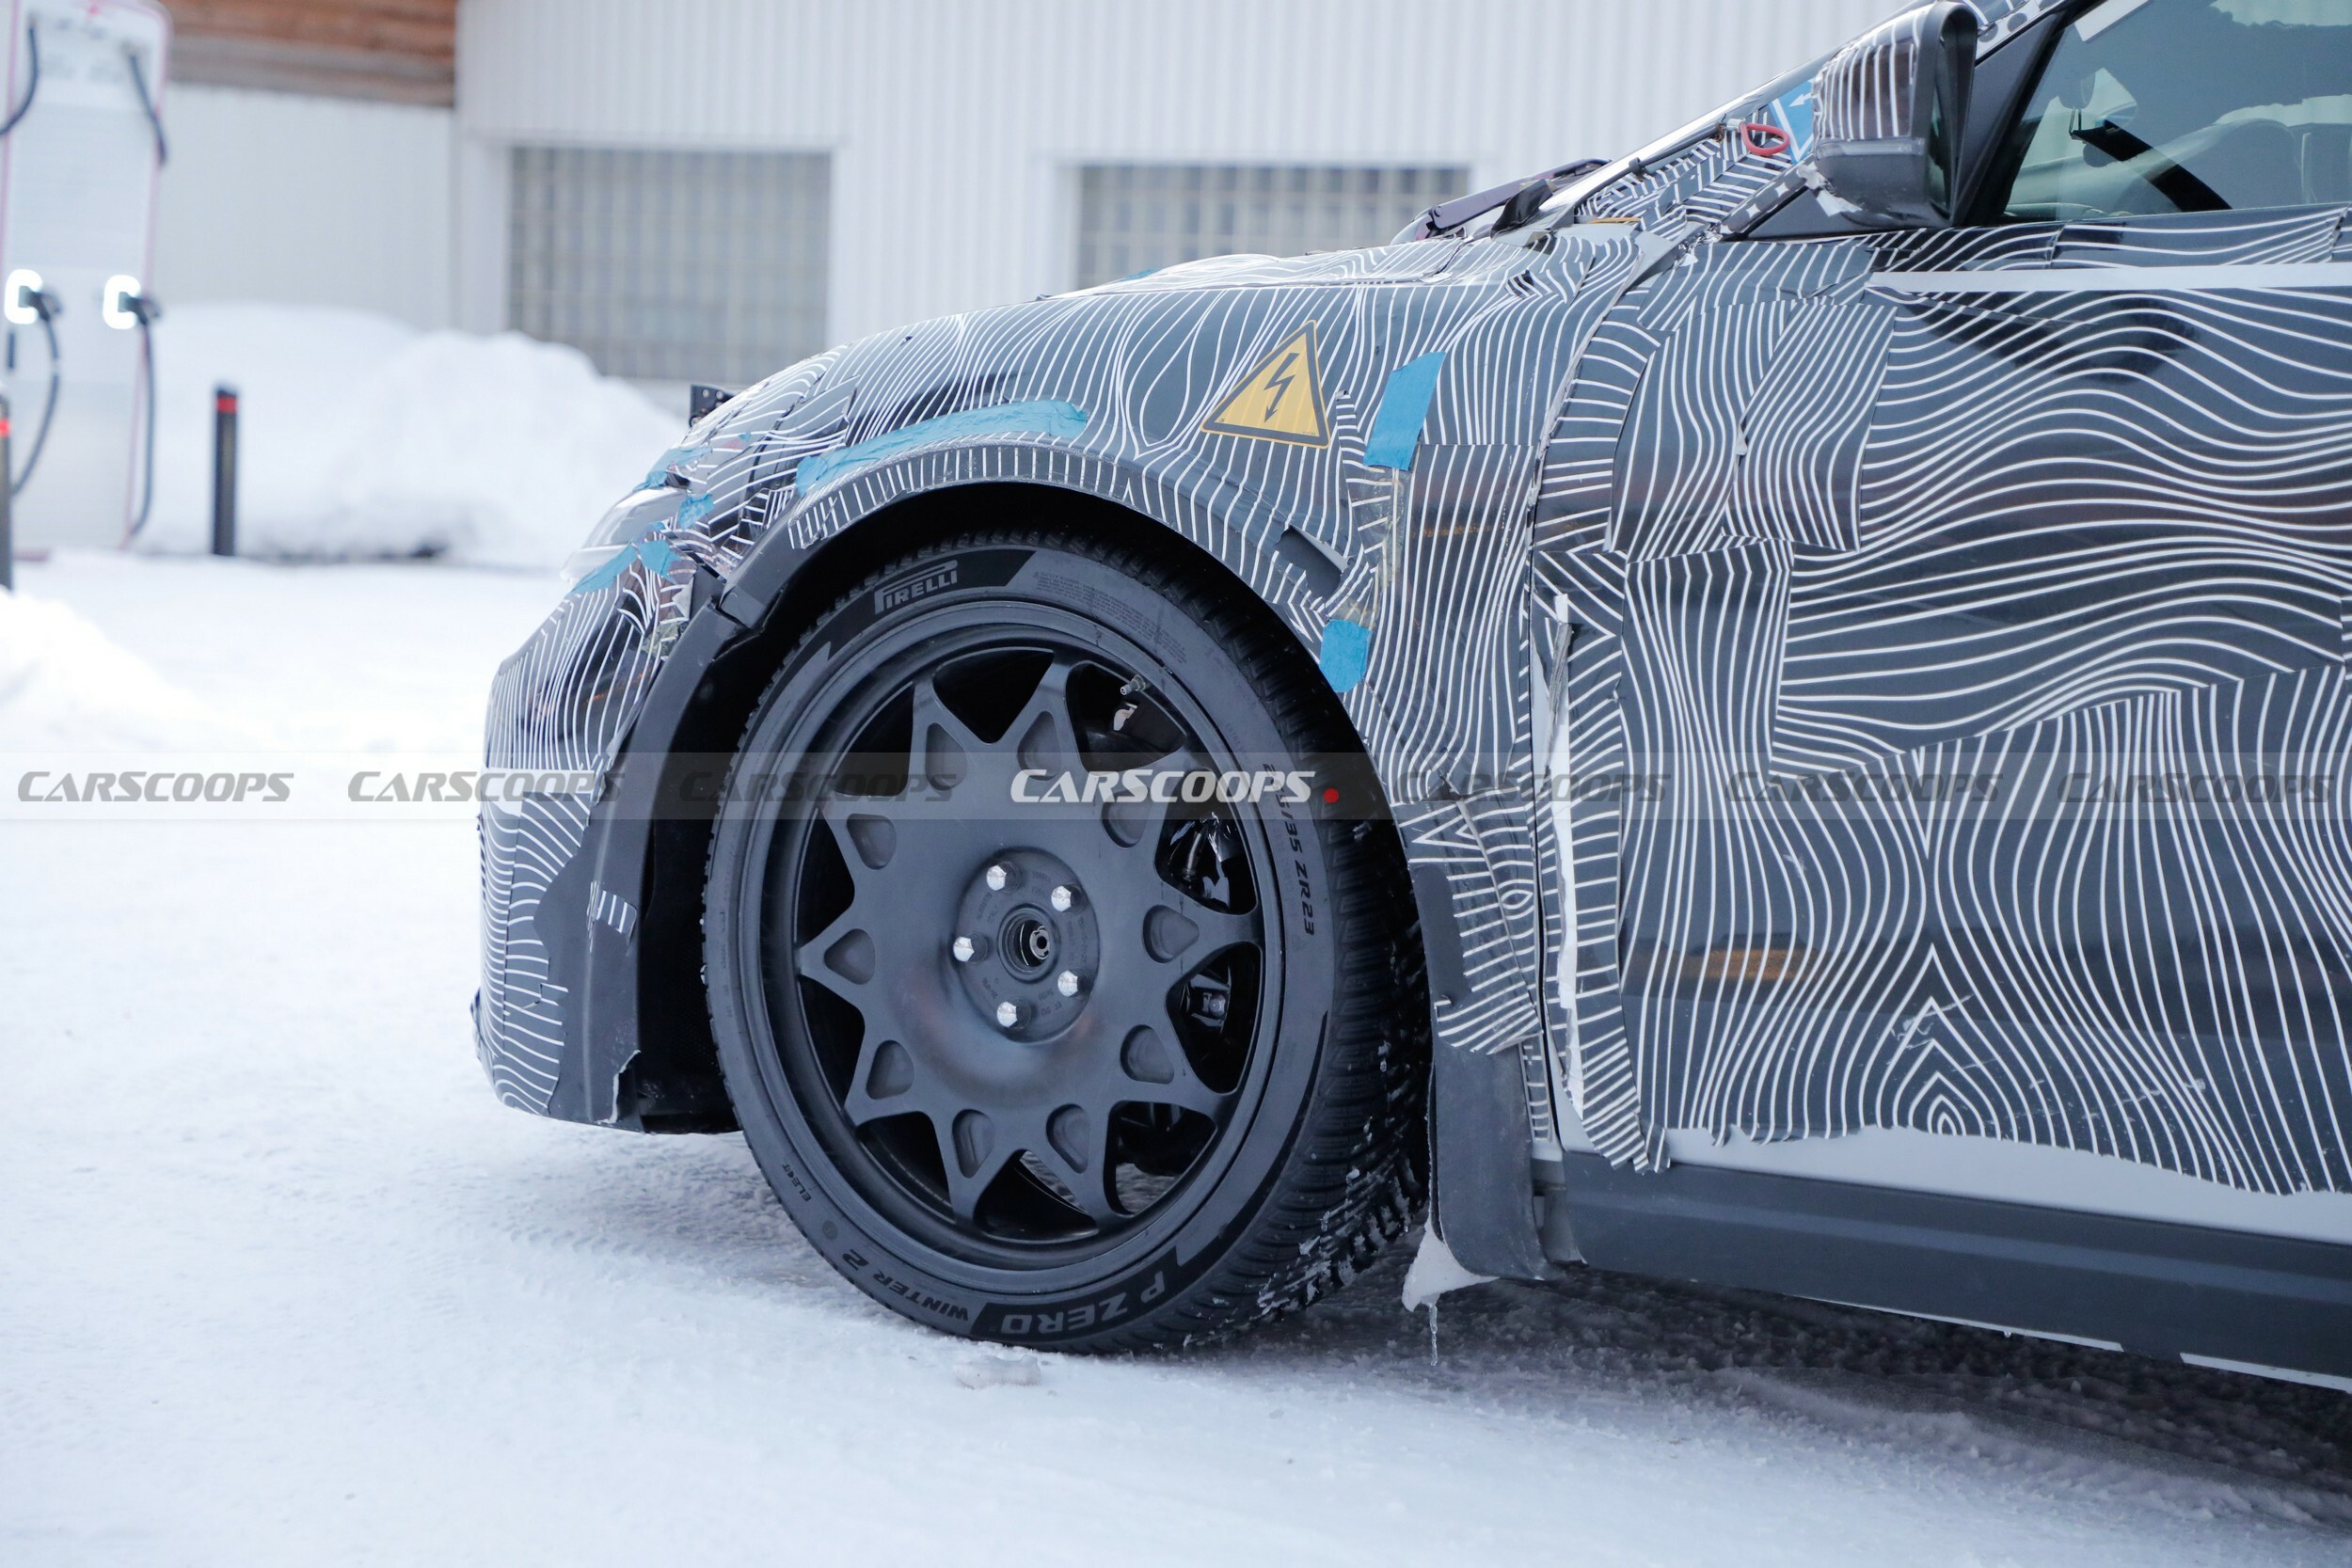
left=5, top=550, right=2350, bottom=1568
left=134, top=304, right=681, bottom=567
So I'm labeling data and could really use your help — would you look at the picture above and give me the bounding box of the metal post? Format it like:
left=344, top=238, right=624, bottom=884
left=211, top=385, right=237, bottom=558
left=0, top=389, right=13, bottom=592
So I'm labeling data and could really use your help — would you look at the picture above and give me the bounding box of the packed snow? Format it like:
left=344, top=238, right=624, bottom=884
left=4, top=550, right=2350, bottom=1567
left=0, top=585, right=247, bottom=751
left=135, top=304, right=681, bottom=567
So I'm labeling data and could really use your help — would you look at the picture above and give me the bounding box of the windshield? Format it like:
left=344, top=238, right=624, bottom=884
left=1988, top=0, right=2352, bottom=220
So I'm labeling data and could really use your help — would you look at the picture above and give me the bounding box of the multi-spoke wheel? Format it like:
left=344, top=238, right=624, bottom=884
left=793, top=637, right=1272, bottom=1240
left=704, top=529, right=1427, bottom=1349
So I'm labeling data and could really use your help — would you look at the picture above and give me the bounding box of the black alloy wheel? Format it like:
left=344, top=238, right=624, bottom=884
left=703, top=527, right=1427, bottom=1350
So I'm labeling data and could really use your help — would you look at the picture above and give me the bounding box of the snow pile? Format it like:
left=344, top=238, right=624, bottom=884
left=0, top=585, right=247, bottom=750
left=138, top=304, right=682, bottom=568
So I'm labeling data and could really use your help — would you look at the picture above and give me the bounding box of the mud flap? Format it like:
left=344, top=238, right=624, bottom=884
left=1411, top=862, right=1551, bottom=1280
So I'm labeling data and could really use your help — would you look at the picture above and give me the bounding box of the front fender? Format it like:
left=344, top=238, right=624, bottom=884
left=495, top=231, right=1659, bottom=1278
left=557, top=439, right=1376, bottom=1132
left=573, top=443, right=1549, bottom=1275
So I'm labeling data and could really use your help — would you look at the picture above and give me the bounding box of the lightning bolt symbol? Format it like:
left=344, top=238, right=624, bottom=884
left=1262, top=352, right=1300, bottom=420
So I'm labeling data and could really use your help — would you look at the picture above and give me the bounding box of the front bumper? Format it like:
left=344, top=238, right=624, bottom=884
left=470, top=358, right=843, bottom=1123
left=474, top=573, right=685, bottom=1117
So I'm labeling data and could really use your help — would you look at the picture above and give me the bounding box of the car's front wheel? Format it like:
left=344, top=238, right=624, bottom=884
left=703, top=525, right=1425, bottom=1350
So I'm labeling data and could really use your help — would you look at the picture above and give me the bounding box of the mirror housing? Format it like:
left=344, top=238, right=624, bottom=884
left=1809, top=2, right=1979, bottom=226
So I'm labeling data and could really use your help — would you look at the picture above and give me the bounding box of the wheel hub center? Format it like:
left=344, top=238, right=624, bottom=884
left=1002, top=911, right=1055, bottom=976
left=948, top=847, right=1099, bottom=1040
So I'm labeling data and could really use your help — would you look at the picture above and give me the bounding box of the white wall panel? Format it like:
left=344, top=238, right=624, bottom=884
left=154, top=85, right=453, bottom=328
left=458, top=0, right=1901, bottom=345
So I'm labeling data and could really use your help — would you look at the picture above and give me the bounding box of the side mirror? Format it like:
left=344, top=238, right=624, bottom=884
left=1810, top=2, right=1979, bottom=226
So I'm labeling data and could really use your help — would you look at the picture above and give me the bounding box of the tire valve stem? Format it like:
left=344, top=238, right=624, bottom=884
left=952, top=936, right=976, bottom=963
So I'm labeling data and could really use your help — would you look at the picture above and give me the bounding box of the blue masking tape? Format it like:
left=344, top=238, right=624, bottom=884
left=644, top=447, right=699, bottom=488
left=569, top=546, right=631, bottom=595
left=567, top=534, right=684, bottom=597
left=637, top=536, right=682, bottom=577
left=1363, top=353, right=1447, bottom=471
left=1774, top=82, right=1817, bottom=158
left=797, top=399, right=1089, bottom=492
left=1319, top=618, right=1373, bottom=693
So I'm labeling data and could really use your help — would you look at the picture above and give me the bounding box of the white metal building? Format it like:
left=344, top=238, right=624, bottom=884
left=157, top=0, right=1899, bottom=387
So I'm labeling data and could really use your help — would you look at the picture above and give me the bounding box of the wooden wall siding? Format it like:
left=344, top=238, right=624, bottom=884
left=164, top=1, right=458, bottom=105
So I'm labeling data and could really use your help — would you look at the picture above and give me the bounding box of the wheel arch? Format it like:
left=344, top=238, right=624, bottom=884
left=582, top=470, right=1426, bottom=1123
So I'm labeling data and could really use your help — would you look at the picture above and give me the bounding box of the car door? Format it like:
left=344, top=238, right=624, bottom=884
left=1543, top=0, right=2352, bottom=1218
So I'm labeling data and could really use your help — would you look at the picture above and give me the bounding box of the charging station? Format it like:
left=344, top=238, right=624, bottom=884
left=0, top=0, right=167, bottom=553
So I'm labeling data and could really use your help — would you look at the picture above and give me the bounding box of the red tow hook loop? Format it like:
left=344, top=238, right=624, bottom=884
left=1740, top=121, right=1793, bottom=159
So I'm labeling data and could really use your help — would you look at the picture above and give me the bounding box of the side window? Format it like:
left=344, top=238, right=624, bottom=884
left=1984, top=0, right=2352, bottom=222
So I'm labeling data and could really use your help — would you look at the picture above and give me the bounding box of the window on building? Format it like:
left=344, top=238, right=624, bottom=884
left=507, top=147, right=830, bottom=385
left=1073, top=164, right=1469, bottom=288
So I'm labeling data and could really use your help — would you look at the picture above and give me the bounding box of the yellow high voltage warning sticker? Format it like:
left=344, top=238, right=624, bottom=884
left=1202, top=323, right=1329, bottom=446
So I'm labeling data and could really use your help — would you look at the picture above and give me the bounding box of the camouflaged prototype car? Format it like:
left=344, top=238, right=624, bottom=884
left=482, top=0, right=2352, bottom=1371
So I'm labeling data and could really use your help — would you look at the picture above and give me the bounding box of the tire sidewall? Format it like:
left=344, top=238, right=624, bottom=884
left=706, top=539, right=1343, bottom=1347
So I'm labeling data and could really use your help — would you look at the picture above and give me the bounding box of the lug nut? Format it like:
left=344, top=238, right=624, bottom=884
left=985, top=863, right=1009, bottom=892
left=1050, top=885, right=1074, bottom=911
left=1057, top=970, right=1079, bottom=997
left=995, top=1001, right=1021, bottom=1028
left=952, top=936, right=976, bottom=963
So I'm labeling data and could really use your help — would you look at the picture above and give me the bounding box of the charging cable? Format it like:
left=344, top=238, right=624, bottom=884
left=0, top=22, right=37, bottom=140
left=125, top=290, right=161, bottom=536
left=4, top=274, right=60, bottom=497
left=122, top=40, right=164, bottom=165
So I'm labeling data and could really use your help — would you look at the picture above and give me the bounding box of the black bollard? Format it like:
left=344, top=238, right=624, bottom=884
left=211, top=385, right=237, bottom=557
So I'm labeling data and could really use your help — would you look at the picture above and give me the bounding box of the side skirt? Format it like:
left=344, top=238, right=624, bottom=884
left=1552, top=1154, right=2352, bottom=1379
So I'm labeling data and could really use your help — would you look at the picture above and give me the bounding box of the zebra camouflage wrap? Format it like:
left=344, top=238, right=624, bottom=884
left=477, top=0, right=2352, bottom=1243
